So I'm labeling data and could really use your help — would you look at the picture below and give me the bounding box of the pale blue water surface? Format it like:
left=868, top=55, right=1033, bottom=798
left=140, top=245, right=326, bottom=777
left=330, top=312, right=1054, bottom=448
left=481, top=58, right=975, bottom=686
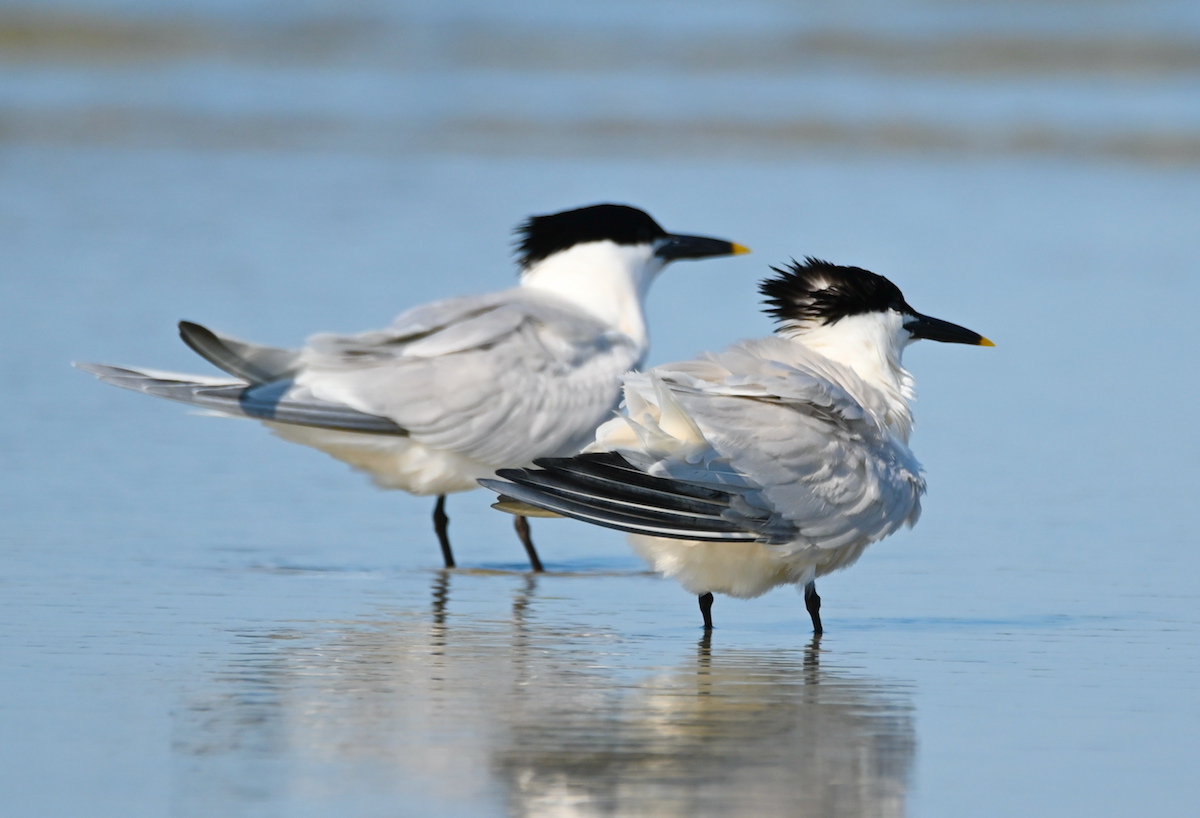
left=3, top=1, right=1200, bottom=816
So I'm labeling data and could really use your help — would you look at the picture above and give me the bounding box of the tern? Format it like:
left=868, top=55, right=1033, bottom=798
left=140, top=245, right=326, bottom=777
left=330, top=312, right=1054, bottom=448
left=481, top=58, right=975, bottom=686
left=76, top=204, right=747, bottom=571
left=482, top=258, right=991, bottom=631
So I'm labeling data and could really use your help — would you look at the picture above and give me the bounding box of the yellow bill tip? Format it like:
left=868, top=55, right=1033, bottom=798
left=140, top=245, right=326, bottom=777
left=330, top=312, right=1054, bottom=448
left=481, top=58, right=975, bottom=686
left=730, top=242, right=751, bottom=255
left=979, top=337, right=995, bottom=347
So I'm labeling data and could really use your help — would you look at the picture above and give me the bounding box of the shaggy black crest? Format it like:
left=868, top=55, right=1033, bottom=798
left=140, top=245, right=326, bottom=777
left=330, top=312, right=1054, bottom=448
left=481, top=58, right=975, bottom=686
left=760, top=258, right=910, bottom=326
left=515, top=204, right=668, bottom=269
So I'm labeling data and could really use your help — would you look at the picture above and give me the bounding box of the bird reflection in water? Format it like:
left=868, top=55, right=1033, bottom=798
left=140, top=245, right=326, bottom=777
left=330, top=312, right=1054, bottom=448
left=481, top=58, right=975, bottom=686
left=494, top=633, right=914, bottom=818
left=431, top=569, right=450, bottom=630
left=172, top=573, right=915, bottom=817
left=429, top=568, right=539, bottom=636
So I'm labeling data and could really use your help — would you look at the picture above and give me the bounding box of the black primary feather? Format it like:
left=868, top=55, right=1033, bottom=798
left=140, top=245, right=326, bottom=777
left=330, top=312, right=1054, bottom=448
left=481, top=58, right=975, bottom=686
left=760, top=258, right=911, bottom=326
left=481, top=451, right=790, bottom=544
left=515, top=204, right=668, bottom=269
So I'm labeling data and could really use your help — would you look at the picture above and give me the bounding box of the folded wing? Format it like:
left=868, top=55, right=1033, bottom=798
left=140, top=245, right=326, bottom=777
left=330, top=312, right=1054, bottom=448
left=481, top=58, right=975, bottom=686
left=484, top=336, right=925, bottom=550
left=291, top=290, right=643, bottom=465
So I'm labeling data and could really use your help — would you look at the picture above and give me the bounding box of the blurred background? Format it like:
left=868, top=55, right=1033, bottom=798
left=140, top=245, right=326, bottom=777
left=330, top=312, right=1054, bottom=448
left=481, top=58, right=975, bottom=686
left=3, top=1, right=1200, bottom=816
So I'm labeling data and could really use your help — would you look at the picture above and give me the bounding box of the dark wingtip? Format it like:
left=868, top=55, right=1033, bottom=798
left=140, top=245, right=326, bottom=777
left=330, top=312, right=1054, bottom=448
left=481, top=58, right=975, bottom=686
left=178, top=320, right=218, bottom=357
left=496, top=468, right=547, bottom=483
left=179, top=319, right=213, bottom=343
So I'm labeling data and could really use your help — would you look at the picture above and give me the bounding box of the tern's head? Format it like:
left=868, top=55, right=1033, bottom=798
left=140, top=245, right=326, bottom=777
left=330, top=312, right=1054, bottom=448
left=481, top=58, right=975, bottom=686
left=761, top=258, right=992, bottom=353
left=516, top=204, right=747, bottom=276
left=517, top=204, right=748, bottom=344
left=761, top=258, right=991, bottom=438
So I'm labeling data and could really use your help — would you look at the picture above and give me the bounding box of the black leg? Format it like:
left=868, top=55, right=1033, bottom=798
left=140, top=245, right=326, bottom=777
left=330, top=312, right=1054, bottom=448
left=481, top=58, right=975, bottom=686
left=433, top=495, right=455, bottom=569
left=513, top=515, right=544, bottom=573
left=698, top=592, right=714, bottom=631
left=804, top=580, right=823, bottom=635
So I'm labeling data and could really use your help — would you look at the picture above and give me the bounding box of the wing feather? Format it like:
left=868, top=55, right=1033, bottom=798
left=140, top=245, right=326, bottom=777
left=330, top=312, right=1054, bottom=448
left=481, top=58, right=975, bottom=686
left=178, top=321, right=301, bottom=385
left=74, top=363, right=405, bottom=434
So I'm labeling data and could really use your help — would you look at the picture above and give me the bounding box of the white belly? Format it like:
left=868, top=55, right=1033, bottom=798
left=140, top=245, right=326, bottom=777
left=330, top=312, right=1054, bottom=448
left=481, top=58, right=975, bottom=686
left=628, top=534, right=872, bottom=598
left=265, top=423, right=496, bottom=495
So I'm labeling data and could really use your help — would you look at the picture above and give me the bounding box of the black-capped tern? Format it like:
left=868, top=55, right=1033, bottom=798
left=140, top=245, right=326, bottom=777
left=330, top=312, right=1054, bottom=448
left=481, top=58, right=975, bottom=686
left=76, top=204, right=748, bottom=570
left=483, top=258, right=991, bottom=629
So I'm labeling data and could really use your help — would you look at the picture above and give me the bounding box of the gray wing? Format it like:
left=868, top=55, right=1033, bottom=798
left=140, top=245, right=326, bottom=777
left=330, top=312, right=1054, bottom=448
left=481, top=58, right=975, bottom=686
left=80, top=288, right=641, bottom=466
left=178, top=321, right=301, bottom=385
left=675, top=388, right=921, bottom=551
left=74, top=362, right=405, bottom=434
left=291, top=290, right=643, bottom=466
left=483, top=337, right=925, bottom=549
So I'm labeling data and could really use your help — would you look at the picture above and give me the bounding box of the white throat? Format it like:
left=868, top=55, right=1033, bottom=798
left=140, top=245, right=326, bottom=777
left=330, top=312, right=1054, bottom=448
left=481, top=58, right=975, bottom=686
left=519, top=241, right=664, bottom=351
left=782, top=311, right=916, bottom=440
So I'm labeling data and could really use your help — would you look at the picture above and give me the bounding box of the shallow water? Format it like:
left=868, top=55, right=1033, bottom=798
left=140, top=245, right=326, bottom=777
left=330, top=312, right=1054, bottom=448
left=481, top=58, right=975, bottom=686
left=3, top=2, right=1200, bottom=816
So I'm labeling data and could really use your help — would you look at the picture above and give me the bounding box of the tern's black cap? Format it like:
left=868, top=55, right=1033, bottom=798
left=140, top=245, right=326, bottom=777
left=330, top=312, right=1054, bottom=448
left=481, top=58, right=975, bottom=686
left=515, top=204, right=668, bottom=268
left=761, top=258, right=993, bottom=346
left=761, top=258, right=909, bottom=326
